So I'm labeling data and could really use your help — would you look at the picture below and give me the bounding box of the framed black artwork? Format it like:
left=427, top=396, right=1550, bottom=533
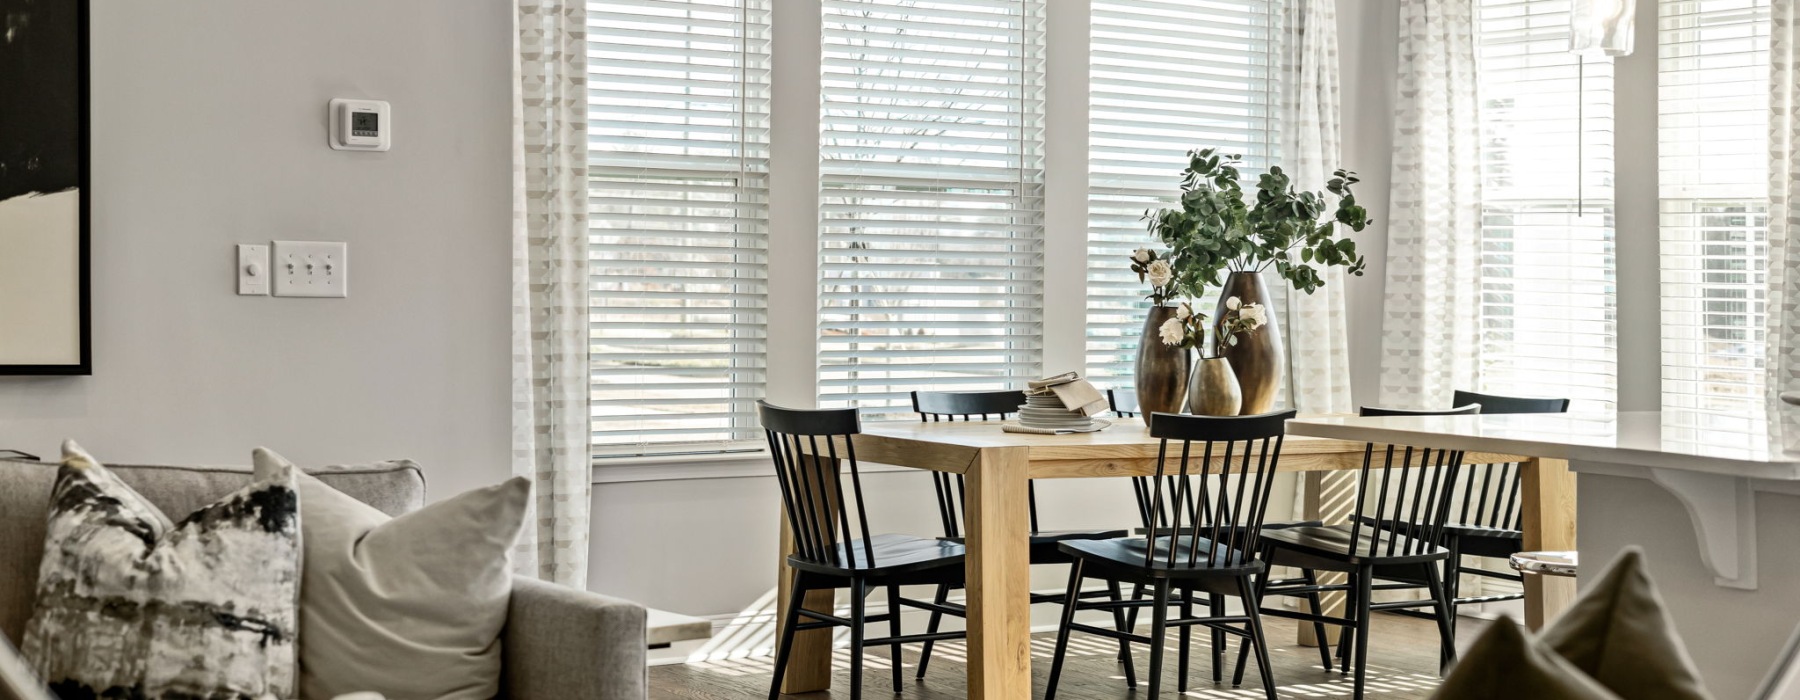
left=0, top=0, right=91, bottom=374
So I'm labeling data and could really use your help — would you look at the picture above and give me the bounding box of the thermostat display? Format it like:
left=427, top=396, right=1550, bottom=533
left=330, top=99, right=391, bottom=152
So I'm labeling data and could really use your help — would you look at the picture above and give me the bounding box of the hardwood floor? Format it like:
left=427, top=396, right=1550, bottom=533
left=650, top=612, right=1491, bottom=699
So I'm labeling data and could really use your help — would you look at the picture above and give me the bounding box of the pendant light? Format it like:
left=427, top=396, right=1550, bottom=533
left=1567, top=0, right=1635, bottom=216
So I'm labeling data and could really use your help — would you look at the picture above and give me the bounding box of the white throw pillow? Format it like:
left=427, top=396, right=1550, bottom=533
left=23, top=441, right=301, bottom=700
left=264, top=448, right=529, bottom=700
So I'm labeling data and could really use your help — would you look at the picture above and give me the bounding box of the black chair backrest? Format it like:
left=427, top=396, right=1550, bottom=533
left=909, top=389, right=1038, bottom=537
left=1108, top=388, right=1140, bottom=418
left=912, top=389, right=1026, bottom=421
left=1451, top=390, right=1569, bottom=415
left=760, top=400, right=880, bottom=570
left=1449, top=390, right=1570, bottom=530
left=1346, top=403, right=1479, bottom=558
left=1133, top=410, right=1295, bottom=569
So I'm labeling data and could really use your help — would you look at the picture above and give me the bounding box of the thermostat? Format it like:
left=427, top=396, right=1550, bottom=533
left=329, top=99, right=390, bottom=151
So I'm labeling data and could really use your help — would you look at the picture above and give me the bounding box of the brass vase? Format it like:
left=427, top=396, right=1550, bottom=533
left=1213, top=271, right=1284, bottom=415
left=1187, top=356, right=1243, bottom=416
left=1134, top=305, right=1191, bottom=426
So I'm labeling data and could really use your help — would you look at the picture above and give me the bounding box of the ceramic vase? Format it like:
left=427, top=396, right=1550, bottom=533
left=1187, top=356, right=1244, bottom=416
left=1134, top=305, right=1191, bottom=427
left=1213, top=271, right=1285, bottom=415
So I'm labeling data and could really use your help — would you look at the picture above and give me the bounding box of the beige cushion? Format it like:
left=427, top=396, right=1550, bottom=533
left=0, top=457, right=424, bottom=647
left=277, top=448, right=528, bottom=700
left=1433, top=621, right=1622, bottom=699
left=1539, top=547, right=1714, bottom=700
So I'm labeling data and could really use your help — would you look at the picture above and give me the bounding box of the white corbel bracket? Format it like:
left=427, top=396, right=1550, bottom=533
left=1647, top=468, right=1758, bottom=590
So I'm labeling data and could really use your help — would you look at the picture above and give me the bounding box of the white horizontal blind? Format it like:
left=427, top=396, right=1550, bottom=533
left=818, top=0, right=1047, bottom=418
left=1659, top=0, right=1771, bottom=413
left=1474, top=0, right=1617, bottom=411
left=587, top=0, right=771, bottom=456
left=1085, top=0, right=1278, bottom=380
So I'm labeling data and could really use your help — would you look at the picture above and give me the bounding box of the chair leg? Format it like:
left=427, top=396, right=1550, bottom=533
left=1106, top=578, right=1136, bottom=688
left=1120, top=582, right=1145, bottom=662
left=1302, top=568, right=1334, bottom=671
left=1423, top=562, right=1459, bottom=674
left=1231, top=548, right=1274, bottom=682
left=914, top=583, right=950, bottom=680
left=1236, top=576, right=1279, bottom=700
left=1351, top=566, right=1374, bottom=700
left=1445, top=535, right=1464, bottom=642
left=1178, top=594, right=1193, bottom=693
left=1044, top=561, right=1086, bottom=700
left=1209, top=592, right=1225, bottom=683
left=768, top=577, right=811, bottom=700
left=1337, top=573, right=1357, bottom=674
left=1147, top=582, right=1171, bottom=698
left=886, top=584, right=904, bottom=693
left=850, top=579, right=867, bottom=700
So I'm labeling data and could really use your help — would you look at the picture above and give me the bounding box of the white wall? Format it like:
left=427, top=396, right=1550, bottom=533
left=0, top=0, right=514, bottom=499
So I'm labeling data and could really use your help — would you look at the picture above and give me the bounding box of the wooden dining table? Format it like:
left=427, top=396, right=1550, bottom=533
left=775, top=415, right=1576, bottom=699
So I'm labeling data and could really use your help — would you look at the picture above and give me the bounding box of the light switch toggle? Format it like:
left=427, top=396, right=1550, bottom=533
left=237, top=244, right=270, bottom=296
left=272, top=241, right=348, bottom=298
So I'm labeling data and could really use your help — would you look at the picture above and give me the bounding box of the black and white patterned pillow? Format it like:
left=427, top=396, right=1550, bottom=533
left=21, top=441, right=301, bottom=700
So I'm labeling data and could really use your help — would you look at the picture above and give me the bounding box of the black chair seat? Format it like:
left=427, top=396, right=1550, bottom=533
left=944, top=527, right=1132, bottom=563
left=1355, top=514, right=1521, bottom=542
left=1060, top=535, right=1262, bottom=578
left=787, top=533, right=966, bottom=577
left=1261, top=525, right=1450, bottom=566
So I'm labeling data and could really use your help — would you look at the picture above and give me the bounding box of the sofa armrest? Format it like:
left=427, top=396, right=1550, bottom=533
left=501, top=576, right=648, bottom=700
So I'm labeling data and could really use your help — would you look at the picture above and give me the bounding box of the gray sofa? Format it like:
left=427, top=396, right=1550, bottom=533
left=0, top=457, right=648, bottom=700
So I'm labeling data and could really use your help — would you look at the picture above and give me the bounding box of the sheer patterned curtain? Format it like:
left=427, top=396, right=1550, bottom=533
left=1282, top=0, right=1353, bottom=415
left=511, top=0, right=591, bottom=587
left=1771, top=0, right=1800, bottom=409
left=1379, top=0, right=1482, bottom=408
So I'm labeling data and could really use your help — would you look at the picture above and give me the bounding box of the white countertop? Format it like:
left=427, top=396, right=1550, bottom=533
left=1287, top=410, right=1800, bottom=480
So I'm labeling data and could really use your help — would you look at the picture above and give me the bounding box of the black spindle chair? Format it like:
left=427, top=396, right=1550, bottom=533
left=909, top=389, right=1134, bottom=679
left=1378, top=391, right=1569, bottom=637
left=1233, top=404, right=1478, bottom=700
left=1108, top=387, right=1140, bottom=417
left=761, top=401, right=968, bottom=700
left=1044, top=410, right=1296, bottom=699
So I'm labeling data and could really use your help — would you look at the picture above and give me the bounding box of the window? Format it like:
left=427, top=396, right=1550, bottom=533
left=1474, top=0, right=1617, bottom=410
left=817, top=0, right=1047, bottom=418
left=1084, top=0, right=1278, bottom=380
left=587, top=0, right=771, bottom=456
left=1659, top=0, right=1771, bottom=413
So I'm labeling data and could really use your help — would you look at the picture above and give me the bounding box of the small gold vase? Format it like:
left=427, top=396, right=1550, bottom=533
left=1187, top=356, right=1244, bottom=417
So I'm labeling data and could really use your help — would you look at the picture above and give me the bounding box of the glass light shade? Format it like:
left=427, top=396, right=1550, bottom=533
left=1570, top=0, right=1636, bottom=56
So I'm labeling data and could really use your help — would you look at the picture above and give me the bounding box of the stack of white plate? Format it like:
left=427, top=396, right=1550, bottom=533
left=1016, top=394, right=1096, bottom=431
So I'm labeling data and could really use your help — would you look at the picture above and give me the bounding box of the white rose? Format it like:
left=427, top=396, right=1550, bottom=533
left=1241, top=304, right=1267, bottom=328
left=1225, top=296, right=1242, bottom=310
left=1158, top=317, right=1185, bottom=346
left=1132, top=248, right=1153, bottom=264
left=1176, top=302, right=1192, bottom=321
left=1147, top=260, right=1174, bottom=288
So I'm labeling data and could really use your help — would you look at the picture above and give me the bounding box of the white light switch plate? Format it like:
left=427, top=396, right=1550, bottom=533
left=272, top=241, right=348, bottom=298
left=237, top=244, right=270, bottom=296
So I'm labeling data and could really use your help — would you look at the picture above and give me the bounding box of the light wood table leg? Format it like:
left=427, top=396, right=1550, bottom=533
left=1297, top=470, right=1354, bottom=647
left=775, top=460, right=840, bottom=694
left=1521, top=457, right=1578, bottom=630
left=964, top=447, right=1033, bottom=699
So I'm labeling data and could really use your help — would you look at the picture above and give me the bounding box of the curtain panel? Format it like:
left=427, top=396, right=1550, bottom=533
left=1771, top=0, right=1800, bottom=411
left=1378, top=0, right=1483, bottom=408
left=1282, top=0, right=1355, bottom=416
left=512, top=0, right=592, bottom=587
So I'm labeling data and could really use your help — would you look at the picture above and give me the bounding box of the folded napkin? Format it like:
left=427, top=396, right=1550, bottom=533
left=1024, top=372, right=1110, bottom=416
left=1003, top=419, right=1112, bottom=435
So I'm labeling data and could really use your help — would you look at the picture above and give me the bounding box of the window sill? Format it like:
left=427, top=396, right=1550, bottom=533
left=590, top=450, right=916, bottom=485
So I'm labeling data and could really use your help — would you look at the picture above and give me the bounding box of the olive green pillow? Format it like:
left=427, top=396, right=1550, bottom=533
left=1539, top=547, right=1714, bottom=700
left=1433, top=621, right=1621, bottom=700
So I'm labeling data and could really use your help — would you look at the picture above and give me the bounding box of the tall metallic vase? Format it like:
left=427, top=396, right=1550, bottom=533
left=1213, top=271, right=1284, bottom=414
left=1134, top=305, right=1191, bottom=424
